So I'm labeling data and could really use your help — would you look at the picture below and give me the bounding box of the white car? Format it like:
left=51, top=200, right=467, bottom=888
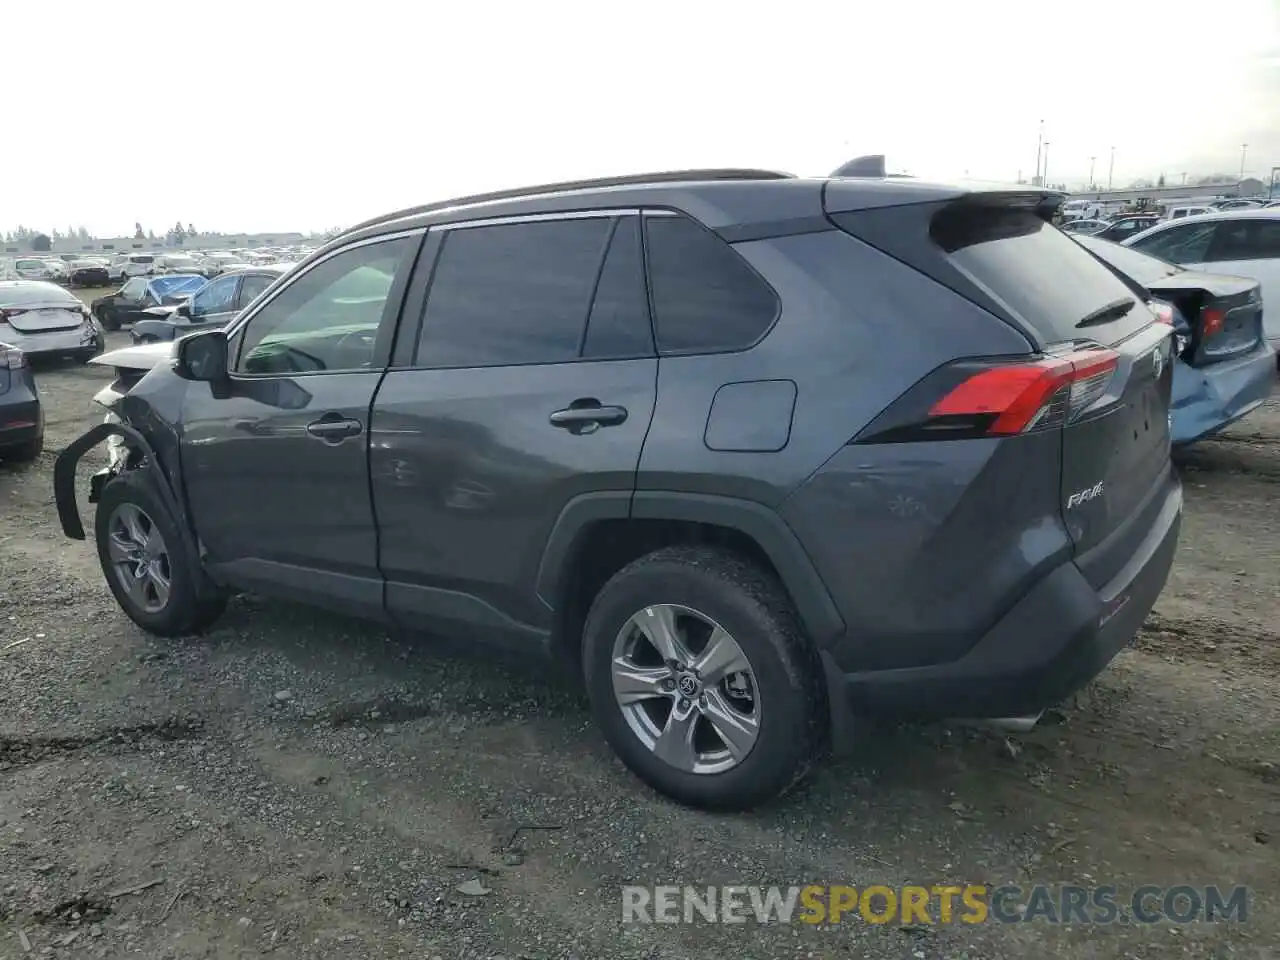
left=1123, top=208, right=1280, bottom=347
left=1163, top=204, right=1214, bottom=221
left=110, top=253, right=158, bottom=282
left=12, top=258, right=62, bottom=281
left=0, top=280, right=104, bottom=362
left=153, top=253, right=206, bottom=276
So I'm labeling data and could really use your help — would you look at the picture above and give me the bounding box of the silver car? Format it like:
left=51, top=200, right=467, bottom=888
left=0, top=280, right=104, bottom=362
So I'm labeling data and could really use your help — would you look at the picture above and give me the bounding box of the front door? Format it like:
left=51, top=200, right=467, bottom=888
left=179, top=232, right=421, bottom=617
left=371, top=214, right=657, bottom=642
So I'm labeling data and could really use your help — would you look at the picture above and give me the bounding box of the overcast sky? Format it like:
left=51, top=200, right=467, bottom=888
left=9, top=0, right=1279, bottom=236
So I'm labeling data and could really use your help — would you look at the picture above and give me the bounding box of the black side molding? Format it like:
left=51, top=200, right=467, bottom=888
left=53, top=422, right=175, bottom=540
left=534, top=490, right=846, bottom=647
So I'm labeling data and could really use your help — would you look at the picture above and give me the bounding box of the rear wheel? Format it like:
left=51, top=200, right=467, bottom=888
left=95, top=472, right=226, bottom=636
left=582, top=546, right=824, bottom=810
left=97, top=307, right=120, bottom=331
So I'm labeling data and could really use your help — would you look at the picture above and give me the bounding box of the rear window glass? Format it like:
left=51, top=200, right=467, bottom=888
left=931, top=206, right=1149, bottom=345
left=131, top=255, right=154, bottom=263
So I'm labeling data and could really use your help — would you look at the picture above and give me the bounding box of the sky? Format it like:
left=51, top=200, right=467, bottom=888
left=8, top=0, right=1280, bottom=236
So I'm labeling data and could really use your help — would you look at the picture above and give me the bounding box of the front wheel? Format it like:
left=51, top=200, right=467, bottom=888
left=582, top=546, right=824, bottom=810
left=94, top=472, right=227, bottom=636
left=97, top=308, right=120, bottom=331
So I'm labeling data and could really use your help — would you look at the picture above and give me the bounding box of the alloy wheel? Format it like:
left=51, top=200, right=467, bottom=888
left=105, top=503, right=172, bottom=614
left=610, top=604, right=760, bottom=775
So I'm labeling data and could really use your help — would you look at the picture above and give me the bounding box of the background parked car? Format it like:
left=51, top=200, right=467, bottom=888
left=0, top=280, right=103, bottom=363
left=110, top=253, right=157, bottom=282
left=1123, top=209, right=1280, bottom=349
left=154, top=253, right=206, bottom=277
left=0, top=340, right=43, bottom=463
left=1091, top=214, right=1163, bottom=242
left=91, top=274, right=207, bottom=330
left=1061, top=218, right=1110, bottom=235
left=1077, top=235, right=1274, bottom=445
left=68, top=258, right=112, bottom=287
left=131, top=263, right=295, bottom=343
left=12, top=258, right=61, bottom=281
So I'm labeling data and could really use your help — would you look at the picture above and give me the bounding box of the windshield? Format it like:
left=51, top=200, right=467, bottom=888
left=1075, top=235, right=1184, bottom=284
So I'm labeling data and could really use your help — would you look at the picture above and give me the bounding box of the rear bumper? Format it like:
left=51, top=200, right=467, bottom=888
left=830, top=468, right=1181, bottom=721
left=3, top=326, right=101, bottom=356
left=1171, top=345, right=1276, bottom=445
left=0, top=392, right=43, bottom=448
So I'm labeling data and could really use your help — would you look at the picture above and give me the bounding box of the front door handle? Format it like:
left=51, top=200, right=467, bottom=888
left=549, top=401, right=628, bottom=434
left=306, top=415, right=363, bottom=444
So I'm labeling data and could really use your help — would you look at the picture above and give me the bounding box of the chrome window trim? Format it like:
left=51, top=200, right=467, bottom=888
left=223, top=227, right=425, bottom=343
left=434, top=208, right=641, bottom=232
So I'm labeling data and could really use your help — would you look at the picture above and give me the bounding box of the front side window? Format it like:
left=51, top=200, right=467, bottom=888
left=235, top=235, right=412, bottom=375
left=644, top=214, right=778, bottom=354
left=414, top=217, right=613, bottom=368
left=1129, top=222, right=1216, bottom=263
left=191, top=275, right=238, bottom=317
left=121, top=278, right=147, bottom=299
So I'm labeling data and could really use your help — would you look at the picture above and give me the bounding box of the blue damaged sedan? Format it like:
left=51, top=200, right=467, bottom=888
left=1077, top=235, right=1274, bottom=446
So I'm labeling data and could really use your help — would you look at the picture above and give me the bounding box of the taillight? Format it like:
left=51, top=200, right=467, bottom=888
left=0, top=308, right=28, bottom=323
left=1149, top=302, right=1175, bottom=326
left=1, top=344, right=28, bottom=370
left=855, top=349, right=1120, bottom=444
left=1200, top=307, right=1225, bottom=338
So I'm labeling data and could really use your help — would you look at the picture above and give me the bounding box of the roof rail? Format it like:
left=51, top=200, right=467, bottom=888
left=343, top=168, right=796, bottom=235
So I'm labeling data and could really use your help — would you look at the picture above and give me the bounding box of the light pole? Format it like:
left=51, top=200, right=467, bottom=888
left=1240, top=144, right=1248, bottom=181
left=1035, top=120, right=1044, bottom=186
left=1089, top=156, right=1096, bottom=189
left=1108, top=146, right=1115, bottom=190
left=1043, top=143, right=1051, bottom=188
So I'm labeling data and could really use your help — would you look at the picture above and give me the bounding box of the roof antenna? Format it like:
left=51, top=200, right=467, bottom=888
left=831, top=155, right=887, bottom=178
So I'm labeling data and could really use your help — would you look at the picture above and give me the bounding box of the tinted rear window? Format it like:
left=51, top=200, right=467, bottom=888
left=931, top=206, right=1149, bottom=345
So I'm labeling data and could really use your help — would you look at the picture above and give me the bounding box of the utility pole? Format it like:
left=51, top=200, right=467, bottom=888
left=1043, top=143, right=1051, bottom=188
left=1240, top=144, right=1248, bottom=181
left=1034, top=120, right=1044, bottom=186
left=1089, top=156, right=1096, bottom=189
left=1108, top=146, right=1115, bottom=190
left=1181, top=172, right=1187, bottom=185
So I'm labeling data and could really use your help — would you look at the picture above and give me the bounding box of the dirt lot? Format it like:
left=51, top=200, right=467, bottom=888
left=1, top=320, right=1277, bottom=960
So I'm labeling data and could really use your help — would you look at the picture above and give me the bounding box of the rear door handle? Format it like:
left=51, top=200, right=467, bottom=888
left=306, top=415, right=363, bottom=444
left=549, top=402, right=628, bottom=433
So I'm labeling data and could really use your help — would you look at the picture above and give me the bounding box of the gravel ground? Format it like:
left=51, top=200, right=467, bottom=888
left=1, top=320, right=1277, bottom=959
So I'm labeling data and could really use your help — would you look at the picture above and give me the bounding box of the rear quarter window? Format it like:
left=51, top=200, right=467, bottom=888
left=643, top=214, right=778, bottom=354
left=931, top=205, right=1150, bottom=346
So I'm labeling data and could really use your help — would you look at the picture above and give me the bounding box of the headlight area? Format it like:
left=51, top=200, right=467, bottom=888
left=103, top=413, right=129, bottom=469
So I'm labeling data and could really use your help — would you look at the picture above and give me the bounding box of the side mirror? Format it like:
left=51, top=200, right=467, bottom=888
left=175, top=301, right=191, bottom=318
left=174, top=329, right=229, bottom=382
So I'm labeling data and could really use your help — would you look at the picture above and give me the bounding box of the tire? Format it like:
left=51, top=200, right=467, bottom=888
left=98, top=308, right=120, bottom=332
left=581, top=545, right=824, bottom=810
left=0, top=435, right=43, bottom=464
left=94, top=471, right=227, bottom=637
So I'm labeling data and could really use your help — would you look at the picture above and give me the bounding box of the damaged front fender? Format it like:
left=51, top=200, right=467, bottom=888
left=53, top=421, right=181, bottom=540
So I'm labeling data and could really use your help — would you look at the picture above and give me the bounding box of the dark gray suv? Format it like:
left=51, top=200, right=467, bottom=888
left=54, top=169, right=1182, bottom=810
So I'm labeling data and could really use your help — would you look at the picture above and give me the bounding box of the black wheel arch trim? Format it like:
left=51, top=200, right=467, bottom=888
left=535, top=489, right=846, bottom=646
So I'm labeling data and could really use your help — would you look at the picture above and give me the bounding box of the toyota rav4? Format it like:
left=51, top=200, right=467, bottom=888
left=54, top=167, right=1181, bottom=810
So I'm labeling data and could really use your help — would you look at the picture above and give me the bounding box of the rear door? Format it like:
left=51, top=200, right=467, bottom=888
left=371, top=212, right=657, bottom=641
left=933, top=204, right=1174, bottom=588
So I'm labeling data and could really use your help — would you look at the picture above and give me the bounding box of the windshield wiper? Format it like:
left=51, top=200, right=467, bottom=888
left=1076, top=298, right=1135, bottom=328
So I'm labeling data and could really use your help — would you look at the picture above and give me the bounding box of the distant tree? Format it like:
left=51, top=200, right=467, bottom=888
left=51, top=228, right=63, bottom=241
left=76, top=226, right=91, bottom=241
left=187, top=223, right=196, bottom=237
left=1157, top=173, right=1166, bottom=187
left=134, top=222, right=145, bottom=239
left=147, top=229, right=156, bottom=241
left=30, top=233, right=52, bottom=252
